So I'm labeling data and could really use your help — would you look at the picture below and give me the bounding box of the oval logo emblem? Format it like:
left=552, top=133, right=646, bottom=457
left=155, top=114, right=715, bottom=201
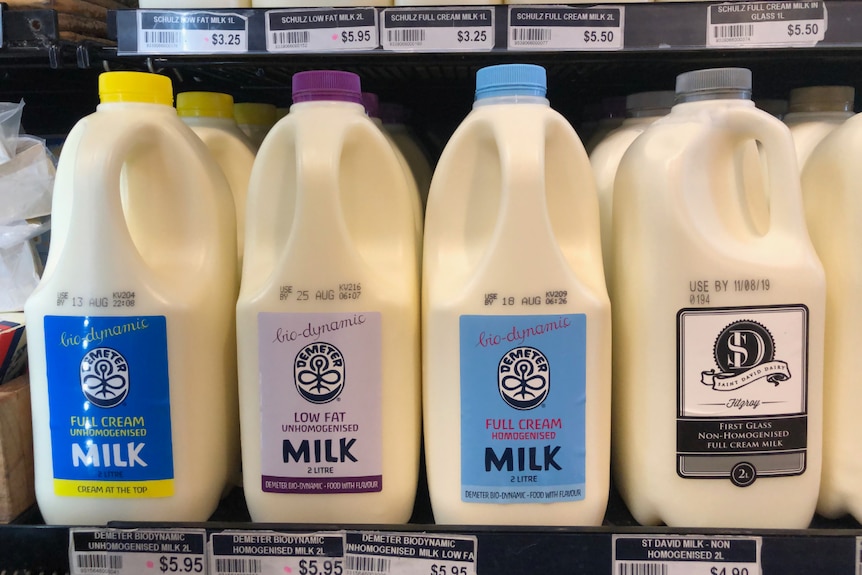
left=294, top=342, right=346, bottom=404
left=498, top=346, right=550, bottom=410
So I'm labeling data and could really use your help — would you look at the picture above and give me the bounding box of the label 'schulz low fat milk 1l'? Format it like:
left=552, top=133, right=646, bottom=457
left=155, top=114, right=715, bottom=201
left=236, top=70, right=420, bottom=523
left=423, top=64, right=611, bottom=526
left=25, top=72, right=239, bottom=524
left=612, top=67, right=826, bottom=528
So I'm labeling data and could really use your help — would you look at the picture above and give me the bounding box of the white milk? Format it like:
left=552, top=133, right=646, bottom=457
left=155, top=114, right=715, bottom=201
left=139, top=0, right=250, bottom=6
left=784, top=86, right=855, bottom=169
left=612, top=67, right=825, bottom=528
left=423, top=64, right=611, bottom=526
left=380, top=103, right=433, bottom=208
left=178, top=91, right=256, bottom=270
left=589, top=90, right=674, bottom=287
left=237, top=70, right=420, bottom=523
left=177, top=91, right=255, bottom=489
left=234, top=103, right=277, bottom=149
left=802, top=112, right=862, bottom=522
left=25, top=72, right=238, bottom=524
left=363, top=92, right=424, bottom=252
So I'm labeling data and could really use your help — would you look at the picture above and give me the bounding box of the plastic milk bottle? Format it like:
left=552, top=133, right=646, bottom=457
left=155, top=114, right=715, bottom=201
left=234, top=102, right=277, bottom=149
left=802, top=109, right=862, bottom=522
left=784, top=85, right=855, bottom=169
left=25, top=71, right=238, bottom=524
left=589, top=90, right=674, bottom=287
left=422, top=63, right=612, bottom=526
left=236, top=70, right=421, bottom=523
left=612, top=67, right=826, bottom=528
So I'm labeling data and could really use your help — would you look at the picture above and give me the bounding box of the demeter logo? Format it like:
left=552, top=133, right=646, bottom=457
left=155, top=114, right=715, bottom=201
left=294, top=342, right=346, bottom=404
left=80, top=347, right=130, bottom=408
left=498, top=346, right=550, bottom=410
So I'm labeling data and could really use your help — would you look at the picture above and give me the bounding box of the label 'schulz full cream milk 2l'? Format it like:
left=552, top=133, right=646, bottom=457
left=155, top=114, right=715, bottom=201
left=612, top=67, right=826, bottom=528
left=236, top=70, right=420, bottom=523
left=25, top=72, right=239, bottom=524
left=423, top=64, right=612, bottom=526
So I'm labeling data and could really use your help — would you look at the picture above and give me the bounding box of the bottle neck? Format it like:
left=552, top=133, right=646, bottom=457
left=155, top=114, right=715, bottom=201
left=675, top=88, right=752, bottom=104
left=290, top=100, right=365, bottom=114
left=473, top=95, right=550, bottom=109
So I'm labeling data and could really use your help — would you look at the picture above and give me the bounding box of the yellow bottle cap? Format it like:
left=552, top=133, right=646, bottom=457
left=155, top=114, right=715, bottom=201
left=99, top=71, right=173, bottom=106
left=234, top=103, right=277, bottom=127
left=177, top=91, right=235, bottom=119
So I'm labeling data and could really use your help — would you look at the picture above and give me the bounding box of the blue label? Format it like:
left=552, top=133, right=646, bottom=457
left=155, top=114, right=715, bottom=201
left=460, top=314, right=586, bottom=504
left=45, top=315, right=174, bottom=498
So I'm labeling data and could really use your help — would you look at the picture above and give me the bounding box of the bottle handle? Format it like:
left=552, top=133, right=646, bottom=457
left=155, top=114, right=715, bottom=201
left=724, top=106, right=808, bottom=241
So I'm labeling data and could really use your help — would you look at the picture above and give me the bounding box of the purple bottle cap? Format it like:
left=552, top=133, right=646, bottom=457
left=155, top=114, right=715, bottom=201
left=292, top=70, right=362, bottom=105
left=379, top=102, right=410, bottom=125
left=362, top=92, right=380, bottom=119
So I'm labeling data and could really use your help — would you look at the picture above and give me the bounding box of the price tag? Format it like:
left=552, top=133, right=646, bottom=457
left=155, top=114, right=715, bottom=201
left=508, top=5, right=623, bottom=51
left=265, top=8, right=377, bottom=52
left=210, top=531, right=344, bottom=575
left=69, top=528, right=207, bottom=575
left=380, top=8, right=494, bottom=52
left=137, top=10, right=248, bottom=54
left=345, top=532, right=477, bottom=575
left=612, top=535, right=761, bottom=575
left=707, top=1, right=826, bottom=48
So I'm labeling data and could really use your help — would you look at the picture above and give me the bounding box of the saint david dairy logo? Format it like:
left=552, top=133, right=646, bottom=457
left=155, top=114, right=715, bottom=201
left=498, top=346, right=550, bottom=410
left=294, top=342, right=346, bottom=404
left=80, top=347, right=130, bottom=408
left=701, top=320, right=791, bottom=391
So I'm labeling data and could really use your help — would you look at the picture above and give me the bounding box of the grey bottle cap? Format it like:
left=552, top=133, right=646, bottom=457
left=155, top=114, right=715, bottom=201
left=788, top=86, right=855, bottom=113
left=675, top=68, right=752, bottom=102
left=625, top=90, right=675, bottom=117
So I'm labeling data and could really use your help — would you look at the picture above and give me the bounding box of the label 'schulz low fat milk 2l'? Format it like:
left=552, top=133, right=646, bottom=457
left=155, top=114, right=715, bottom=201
left=236, top=70, right=420, bottom=523
left=612, top=67, right=826, bottom=528
left=423, top=64, right=611, bottom=526
left=25, top=72, right=239, bottom=524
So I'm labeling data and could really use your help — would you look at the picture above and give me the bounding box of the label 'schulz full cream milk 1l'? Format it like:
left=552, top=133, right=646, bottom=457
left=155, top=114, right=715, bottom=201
left=236, top=70, right=420, bottom=523
left=422, top=64, right=611, bottom=526
left=612, top=67, right=826, bottom=528
left=25, top=71, right=239, bottom=524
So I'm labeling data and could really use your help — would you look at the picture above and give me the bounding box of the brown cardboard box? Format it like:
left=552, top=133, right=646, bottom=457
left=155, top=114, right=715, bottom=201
left=0, top=375, right=35, bottom=523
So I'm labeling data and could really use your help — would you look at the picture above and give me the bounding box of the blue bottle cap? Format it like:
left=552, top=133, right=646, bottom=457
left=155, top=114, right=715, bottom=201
left=475, top=64, right=547, bottom=101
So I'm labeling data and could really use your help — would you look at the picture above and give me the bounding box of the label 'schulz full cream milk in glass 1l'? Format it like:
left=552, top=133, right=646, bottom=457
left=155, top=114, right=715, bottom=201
left=612, top=67, right=826, bottom=528
left=25, top=72, right=239, bottom=524
left=237, top=70, right=420, bottom=523
left=423, top=64, right=611, bottom=526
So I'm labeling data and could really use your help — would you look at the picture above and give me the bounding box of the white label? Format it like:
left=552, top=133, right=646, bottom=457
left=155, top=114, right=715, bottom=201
left=137, top=11, right=248, bottom=54
left=508, top=6, right=623, bottom=51
left=381, top=8, right=494, bottom=52
left=707, top=1, right=826, bottom=48
left=210, top=531, right=345, bottom=575
left=613, top=535, right=761, bottom=575
left=265, top=8, right=378, bottom=52
left=69, top=528, right=207, bottom=575
left=345, top=532, right=477, bottom=575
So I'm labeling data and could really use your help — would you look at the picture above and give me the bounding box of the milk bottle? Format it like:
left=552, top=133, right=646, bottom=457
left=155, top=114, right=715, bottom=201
left=25, top=71, right=238, bottom=524
left=802, top=110, right=862, bottom=522
left=589, top=90, right=674, bottom=287
left=380, top=102, right=433, bottom=207
left=237, top=70, right=420, bottom=523
left=234, top=102, right=277, bottom=149
left=612, top=67, right=826, bottom=528
left=783, top=86, right=855, bottom=169
left=423, top=63, right=611, bottom=526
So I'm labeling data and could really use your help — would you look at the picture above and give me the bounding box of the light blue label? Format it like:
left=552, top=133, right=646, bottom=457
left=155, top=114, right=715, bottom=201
left=460, top=314, right=586, bottom=504
left=45, top=315, right=174, bottom=497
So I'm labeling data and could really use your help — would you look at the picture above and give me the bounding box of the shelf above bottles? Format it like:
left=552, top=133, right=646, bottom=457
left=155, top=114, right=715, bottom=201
left=107, top=0, right=862, bottom=57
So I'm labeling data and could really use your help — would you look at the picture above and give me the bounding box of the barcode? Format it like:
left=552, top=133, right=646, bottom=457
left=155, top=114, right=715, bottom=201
left=617, top=564, right=669, bottom=575
left=216, top=557, right=263, bottom=574
left=512, top=28, right=551, bottom=43
left=143, top=30, right=181, bottom=47
left=76, top=554, right=123, bottom=570
left=345, top=555, right=392, bottom=573
left=387, top=28, right=425, bottom=43
left=713, top=24, right=755, bottom=39
left=272, top=30, right=311, bottom=46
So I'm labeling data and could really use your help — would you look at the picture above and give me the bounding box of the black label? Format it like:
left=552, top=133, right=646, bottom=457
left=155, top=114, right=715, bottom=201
left=509, top=7, right=619, bottom=28
left=268, top=9, right=375, bottom=30
left=710, top=1, right=823, bottom=24
left=615, top=537, right=758, bottom=563
left=384, top=9, right=492, bottom=29
left=141, top=11, right=246, bottom=31
left=211, top=533, right=343, bottom=557
left=677, top=416, right=807, bottom=454
left=72, top=530, right=205, bottom=555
